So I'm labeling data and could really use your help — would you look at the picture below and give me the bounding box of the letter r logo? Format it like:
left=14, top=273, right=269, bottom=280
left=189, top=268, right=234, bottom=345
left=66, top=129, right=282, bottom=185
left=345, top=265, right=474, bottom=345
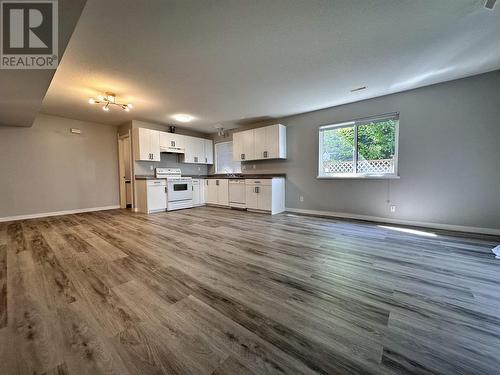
left=1, top=1, right=55, bottom=54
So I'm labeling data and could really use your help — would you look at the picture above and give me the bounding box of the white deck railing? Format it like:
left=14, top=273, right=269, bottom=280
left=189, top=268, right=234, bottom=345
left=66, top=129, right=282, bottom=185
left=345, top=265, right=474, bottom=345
left=324, top=158, right=394, bottom=174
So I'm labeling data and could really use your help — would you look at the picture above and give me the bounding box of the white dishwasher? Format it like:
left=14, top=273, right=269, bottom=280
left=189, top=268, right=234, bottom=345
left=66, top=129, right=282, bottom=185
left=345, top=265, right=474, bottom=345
left=146, top=180, right=167, bottom=213
left=229, top=179, right=246, bottom=209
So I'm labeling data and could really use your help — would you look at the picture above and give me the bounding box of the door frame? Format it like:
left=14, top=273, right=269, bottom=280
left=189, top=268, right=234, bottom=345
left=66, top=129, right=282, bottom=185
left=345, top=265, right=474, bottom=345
left=118, top=132, right=134, bottom=209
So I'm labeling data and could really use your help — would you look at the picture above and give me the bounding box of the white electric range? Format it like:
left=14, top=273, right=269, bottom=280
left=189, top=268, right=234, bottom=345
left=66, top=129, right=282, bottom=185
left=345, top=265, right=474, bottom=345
left=155, top=168, right=193, bottom=211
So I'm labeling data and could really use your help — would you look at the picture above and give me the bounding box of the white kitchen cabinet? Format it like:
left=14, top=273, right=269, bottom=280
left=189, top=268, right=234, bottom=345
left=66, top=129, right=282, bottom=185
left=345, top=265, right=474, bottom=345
left=160, top=132, right=184, bottom=153
left=135, top=179, right=167, bottom=213
left=254, top=124, right=287, bottom=160
left=199, top=179, right=206, bottom=205
left=217, top=179, right=229, bottom=206
left=204, top=139, right=214, bottom=164
left=233, top=124, right=286, bottom=161
left=206, top=179, right=218, bottom=204
left=192, top=178, right=206, bottom=206
left=245, top=178, right=285, bottom=214
left=183, top=136, right=211, bottom=164
left=206, top=178, right=229, bottom=206
left=133, top=128, right=160, bottom=161
left=233, top=130, right=255, bottom=161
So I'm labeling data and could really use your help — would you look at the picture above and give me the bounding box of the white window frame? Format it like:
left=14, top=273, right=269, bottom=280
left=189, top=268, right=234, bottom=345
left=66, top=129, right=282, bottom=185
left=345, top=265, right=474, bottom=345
left=214, top=141, right=241, bottom=174
left=318, top=113, right=400, bottom=179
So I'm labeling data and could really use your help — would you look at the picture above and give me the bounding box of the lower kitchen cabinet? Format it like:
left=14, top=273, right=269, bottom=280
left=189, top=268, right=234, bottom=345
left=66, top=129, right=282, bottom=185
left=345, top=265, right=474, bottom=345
left=192, top=178, right=206, bottom=206
left=206, top=179, right=229, bottom=206
left=245, top=178, right=285, bottom=214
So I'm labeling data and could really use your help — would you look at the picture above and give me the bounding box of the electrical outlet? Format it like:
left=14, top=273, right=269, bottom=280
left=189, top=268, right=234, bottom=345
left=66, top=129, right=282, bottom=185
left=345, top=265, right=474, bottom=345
left=150, top=165, right=154, bottom=171
left=252, top=164, right=256, bottom=169
left=242, top=165, right=247, bottom=170
left=299, top=195, right=304, bottom=202
left=198, top=166, right=201, bottom=171
left=390, top=205, right=396, bottom=213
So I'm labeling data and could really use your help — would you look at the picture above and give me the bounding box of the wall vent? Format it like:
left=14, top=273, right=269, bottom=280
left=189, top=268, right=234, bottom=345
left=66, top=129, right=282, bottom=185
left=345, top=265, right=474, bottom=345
left=350, top=86, right=367, bottom=92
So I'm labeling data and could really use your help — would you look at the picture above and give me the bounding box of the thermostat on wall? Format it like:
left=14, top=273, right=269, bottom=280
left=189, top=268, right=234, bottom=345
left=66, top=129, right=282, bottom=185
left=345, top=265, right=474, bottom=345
left=70, top=128, right=81, bottom=134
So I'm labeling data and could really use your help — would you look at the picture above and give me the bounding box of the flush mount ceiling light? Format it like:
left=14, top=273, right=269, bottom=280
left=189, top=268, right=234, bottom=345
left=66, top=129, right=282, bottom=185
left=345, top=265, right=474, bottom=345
left=173, top=114, right=194, bottom=122
left=88, top=92, right=133, bottom=112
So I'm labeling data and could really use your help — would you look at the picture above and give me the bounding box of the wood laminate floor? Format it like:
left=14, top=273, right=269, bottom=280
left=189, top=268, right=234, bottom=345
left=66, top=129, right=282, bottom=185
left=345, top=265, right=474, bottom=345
left=0, top=207, right=499, bottom=375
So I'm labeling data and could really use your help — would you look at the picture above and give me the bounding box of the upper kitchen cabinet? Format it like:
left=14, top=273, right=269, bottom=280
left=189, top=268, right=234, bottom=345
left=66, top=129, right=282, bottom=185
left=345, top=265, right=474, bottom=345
left=159, top=132, right=184, bottom=153
left=233, top=124, right=286, bottom=161
left=183, top=137, right=213, bottom=164
left=133, top=128, right=160, bottom=161
left=204, top=139, right=214, bottom=164
left=254, top=124, right=286, bottom=160
left=233, top=129, right=255, bottom=161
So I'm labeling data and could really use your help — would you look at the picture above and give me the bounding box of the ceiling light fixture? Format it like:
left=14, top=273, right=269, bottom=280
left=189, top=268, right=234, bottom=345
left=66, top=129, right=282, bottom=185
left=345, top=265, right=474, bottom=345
left=88, top=92, right=133, bottom=112
left=214, top=124, right=226, bottom=137
left=173, top=114, right=194, bottom=123
left=484, top=0, right=497, bottom=10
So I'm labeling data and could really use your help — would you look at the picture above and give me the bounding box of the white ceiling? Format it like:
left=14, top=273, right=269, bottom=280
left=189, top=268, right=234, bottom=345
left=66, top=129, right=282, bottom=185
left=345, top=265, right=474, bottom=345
left=40, top=0, right=500, bottom=133
left=0, top=0, right=87, bottom=127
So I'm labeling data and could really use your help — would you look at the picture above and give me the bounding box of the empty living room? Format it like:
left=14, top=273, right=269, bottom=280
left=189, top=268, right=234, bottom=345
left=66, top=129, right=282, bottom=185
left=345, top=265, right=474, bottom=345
left=0, top=1, right=499, bottom=374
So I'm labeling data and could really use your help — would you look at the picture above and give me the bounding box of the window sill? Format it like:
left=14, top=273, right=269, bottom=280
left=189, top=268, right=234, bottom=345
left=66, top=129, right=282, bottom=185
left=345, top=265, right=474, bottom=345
left=317, top=175, right=400, bottom=180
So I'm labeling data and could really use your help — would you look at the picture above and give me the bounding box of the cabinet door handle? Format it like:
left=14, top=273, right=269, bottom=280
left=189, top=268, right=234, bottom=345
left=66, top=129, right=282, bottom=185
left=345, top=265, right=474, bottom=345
left=216, top=180, right=219, bottom=186
left=165, top=187, right=168, bottom=193
left=255, top=186, right=260, bottom=193
left=205, top=157, right=207, bottom=163
left=194, top=157, right=198, bottom=163
left=206, top=180, right=209, bottom=186
left=263, top=151, right=268, bottom=158
left=241, top=153, right=245, bottom=160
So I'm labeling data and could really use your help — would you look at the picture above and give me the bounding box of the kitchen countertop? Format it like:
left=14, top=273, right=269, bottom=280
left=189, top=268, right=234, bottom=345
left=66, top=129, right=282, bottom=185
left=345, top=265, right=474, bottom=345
left=135, top=174, right=286, bottom=180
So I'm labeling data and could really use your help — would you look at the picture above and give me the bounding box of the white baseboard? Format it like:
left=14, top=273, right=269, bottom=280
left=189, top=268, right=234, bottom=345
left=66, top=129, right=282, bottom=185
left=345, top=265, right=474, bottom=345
left=285, top=208, right=500, bottom=236
left=0, top=205, right=121, bottom=223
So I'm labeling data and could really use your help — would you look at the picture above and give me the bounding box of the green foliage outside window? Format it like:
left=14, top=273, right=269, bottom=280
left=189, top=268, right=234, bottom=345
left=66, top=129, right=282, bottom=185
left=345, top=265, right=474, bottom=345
left=321, top=120, right=396, bottom=163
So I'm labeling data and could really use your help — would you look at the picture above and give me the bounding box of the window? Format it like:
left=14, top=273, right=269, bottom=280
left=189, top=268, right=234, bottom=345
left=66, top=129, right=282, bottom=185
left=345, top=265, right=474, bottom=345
left=318, top=114, right=399, bottom=178
left=215, top=141, right=241, bottom=174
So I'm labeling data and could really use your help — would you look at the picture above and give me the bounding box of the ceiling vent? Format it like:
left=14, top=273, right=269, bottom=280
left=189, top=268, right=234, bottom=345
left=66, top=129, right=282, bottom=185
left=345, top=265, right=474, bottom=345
left=350, top=86, right=367, bottom=92
left=484, top=0, right=497, bottom=10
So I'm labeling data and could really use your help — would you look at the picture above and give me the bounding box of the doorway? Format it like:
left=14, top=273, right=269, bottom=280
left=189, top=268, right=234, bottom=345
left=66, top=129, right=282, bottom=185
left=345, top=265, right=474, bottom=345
left=118, top=133, right=133, bottom=209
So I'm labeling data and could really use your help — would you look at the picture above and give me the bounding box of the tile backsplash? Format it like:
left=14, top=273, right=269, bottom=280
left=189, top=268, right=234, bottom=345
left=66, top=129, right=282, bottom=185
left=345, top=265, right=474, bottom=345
left=134, top=153, right=208, bottom=176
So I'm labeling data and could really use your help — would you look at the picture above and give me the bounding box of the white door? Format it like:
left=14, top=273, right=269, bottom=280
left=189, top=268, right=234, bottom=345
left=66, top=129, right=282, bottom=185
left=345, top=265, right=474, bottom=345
left=207, top=179, right=218, bottom=204
left=242, top=130, right=255, bottom=161
left=204, top=139, right=214, bottom=164
left=257, top=185, right=272, bottom=211
left=150, top=130, right=161, bottom=161
left=245, top=184, right=258, bottom=209
left=192, top=179, right=200, bottom=206
left=183, top=136, right=195, bottom=163
left=232, top=132, right=244, bottom=161
left=217, top=179, right=229, bottom=206
left=265, top=125, right=280, bottom=159
left=199, top=179, right=206, bottom=204
left=137, top=128, right=151, bottom=161
left=253, top=127, right=267, bottom=160
left=195, top=138, right=205, bottom=163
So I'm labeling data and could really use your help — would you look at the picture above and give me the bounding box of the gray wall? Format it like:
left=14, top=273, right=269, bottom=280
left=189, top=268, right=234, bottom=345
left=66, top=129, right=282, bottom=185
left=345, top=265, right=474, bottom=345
left=226, top=71, right=500, bottom=230
left=0, top=114, right=119, bottom=218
